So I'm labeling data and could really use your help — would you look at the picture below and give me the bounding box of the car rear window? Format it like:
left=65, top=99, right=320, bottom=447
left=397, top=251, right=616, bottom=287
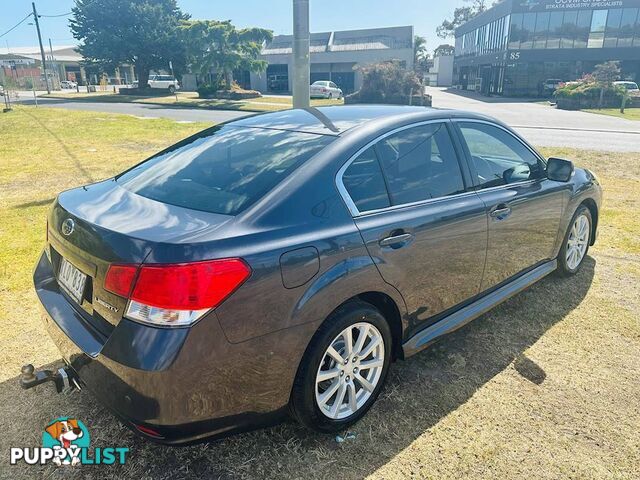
left=117, top=126, right=333, bottom=215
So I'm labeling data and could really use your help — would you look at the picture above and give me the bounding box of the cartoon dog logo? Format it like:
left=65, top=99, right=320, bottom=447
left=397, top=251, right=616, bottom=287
left=44, top=418, right=86, bottom=466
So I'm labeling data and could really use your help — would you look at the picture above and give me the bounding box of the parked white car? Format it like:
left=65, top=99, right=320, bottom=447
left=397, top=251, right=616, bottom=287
left=310, top=80, right=342, bottom=99
left=147, top=75, right=180, bottom=93
left=60, top=80, right=78, bottom=89
left=613, top=81, right=640, bottom=97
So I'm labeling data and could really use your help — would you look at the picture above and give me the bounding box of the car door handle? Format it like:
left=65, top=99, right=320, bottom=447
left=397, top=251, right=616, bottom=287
left=379, top=233, right=414, bottom=248
left=490, top=204, right=512, bottom=219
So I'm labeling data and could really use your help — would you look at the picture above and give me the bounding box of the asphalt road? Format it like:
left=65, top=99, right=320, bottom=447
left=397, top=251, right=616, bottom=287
left=16, top=95, right=250, bottom=124
left=426, top=87, right=640, bottom=152
left=14, top=89, right=640, bottom=152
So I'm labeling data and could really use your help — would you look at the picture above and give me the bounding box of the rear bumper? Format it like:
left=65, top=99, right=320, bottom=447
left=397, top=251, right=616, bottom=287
left=33, top=251, right=300, bottom=444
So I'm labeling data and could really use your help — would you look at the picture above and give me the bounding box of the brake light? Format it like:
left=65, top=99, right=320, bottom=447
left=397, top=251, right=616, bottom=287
left=104, top=259, right=251, bottom=327
left=104, top=264, right=138, bottom=297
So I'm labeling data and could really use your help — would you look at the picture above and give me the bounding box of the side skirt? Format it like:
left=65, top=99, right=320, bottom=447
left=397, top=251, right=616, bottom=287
left=402, top=259, right=557, bottom=358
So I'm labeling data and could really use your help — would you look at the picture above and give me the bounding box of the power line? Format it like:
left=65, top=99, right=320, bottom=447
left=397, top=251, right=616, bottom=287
left=39, top=11, right=73, bottom=18
left=0, top=12, right=33, bottom=39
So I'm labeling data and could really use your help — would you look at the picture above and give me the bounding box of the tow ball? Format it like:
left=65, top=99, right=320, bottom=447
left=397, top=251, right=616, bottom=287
left=20, top=363, right=78, bottom=393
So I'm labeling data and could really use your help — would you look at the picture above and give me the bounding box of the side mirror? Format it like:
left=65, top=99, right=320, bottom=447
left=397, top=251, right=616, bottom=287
left=547, top=157, right=574, bottom=182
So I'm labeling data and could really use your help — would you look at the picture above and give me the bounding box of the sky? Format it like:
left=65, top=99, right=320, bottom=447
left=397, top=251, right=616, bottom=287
left=1, top=0, right=466, bottom=53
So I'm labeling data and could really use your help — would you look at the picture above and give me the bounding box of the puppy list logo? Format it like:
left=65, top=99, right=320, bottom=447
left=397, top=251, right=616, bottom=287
left=10, top=417, right=129, bottom=466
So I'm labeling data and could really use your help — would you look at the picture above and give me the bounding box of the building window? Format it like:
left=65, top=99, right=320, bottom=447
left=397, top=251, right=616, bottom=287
left=560, top=11, right=576, bottom=48
left=634, top=8, right=640, bottom=46
left=547, top=11, right=563, bottom=49
left=588, top=10, right=608, bottom=48
left=502, top=14, right=510, bottom=50
left=618, top=8, right=638, bottom=47
left=574, top=10, right=592, bottom=48
left=533, top=11, right=550, bottom=49
left=509, top=13, right=523, bottom=49
left=520, top=12, right=536, bottom=49
left=604, top=9, right=623, bottom=47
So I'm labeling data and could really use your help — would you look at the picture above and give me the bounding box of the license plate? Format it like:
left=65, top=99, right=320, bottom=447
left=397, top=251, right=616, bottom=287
left=58, top=258, right=87, bottom=303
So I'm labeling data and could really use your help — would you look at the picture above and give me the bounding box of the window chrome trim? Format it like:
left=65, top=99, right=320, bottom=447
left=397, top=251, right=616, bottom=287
left=336, top=119, right=468, bottom=217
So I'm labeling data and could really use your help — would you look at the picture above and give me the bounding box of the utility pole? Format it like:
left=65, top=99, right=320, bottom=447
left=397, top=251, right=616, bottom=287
left=49, top=38, right=59, bottom=89
left=292, top=0, right=310, bottom=109
left=32, top=2, right=50, bottom=94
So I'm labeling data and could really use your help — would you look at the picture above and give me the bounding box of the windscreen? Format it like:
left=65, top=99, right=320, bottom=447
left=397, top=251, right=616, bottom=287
left=117, top=126, right=333, bottom=215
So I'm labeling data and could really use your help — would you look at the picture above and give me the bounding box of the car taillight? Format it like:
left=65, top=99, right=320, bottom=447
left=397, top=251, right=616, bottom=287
left=104, top=259, right=251, bottom=327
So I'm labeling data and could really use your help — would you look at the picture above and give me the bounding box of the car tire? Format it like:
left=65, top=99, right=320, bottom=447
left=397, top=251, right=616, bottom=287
left=290, top=300, right=392, bottom=433
left=557, top=205, right=592, bottom=276
left=168, top=85, right=175, bottom=94
left=328, top=93, right=333, bottom=99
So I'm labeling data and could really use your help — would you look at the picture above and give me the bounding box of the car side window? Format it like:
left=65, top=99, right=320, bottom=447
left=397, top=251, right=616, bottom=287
left=374, top=123, right=465, bottom=205
left=342, top=147, right=390, bottom=212
left=329, top=82, right=337, bottom=88
left=458, top=122, right=544, bottom=189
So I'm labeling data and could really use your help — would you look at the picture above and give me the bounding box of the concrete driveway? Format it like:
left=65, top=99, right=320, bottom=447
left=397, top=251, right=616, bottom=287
left=426, top=87, right=640, bottom=152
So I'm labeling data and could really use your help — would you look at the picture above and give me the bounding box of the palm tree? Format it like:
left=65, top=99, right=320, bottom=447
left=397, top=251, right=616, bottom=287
left=414, top=35, right=428, bottom=66
left=413, top=35, right=429, bottom=78
left=182, top=20, right=273, bottom=89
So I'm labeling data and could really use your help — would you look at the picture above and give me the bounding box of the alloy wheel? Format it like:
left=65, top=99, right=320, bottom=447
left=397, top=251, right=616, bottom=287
left=566, top=214, right=589, bottom=270
left=315, top=322, right=385, bottom=420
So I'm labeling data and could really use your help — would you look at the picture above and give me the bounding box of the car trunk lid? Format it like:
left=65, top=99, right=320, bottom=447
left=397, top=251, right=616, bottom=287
left=48, top=179, right=233, bottom=329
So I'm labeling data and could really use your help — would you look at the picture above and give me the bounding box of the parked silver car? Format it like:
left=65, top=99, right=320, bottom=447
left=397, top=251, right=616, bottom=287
left=310, top=80, right=343, bottom=99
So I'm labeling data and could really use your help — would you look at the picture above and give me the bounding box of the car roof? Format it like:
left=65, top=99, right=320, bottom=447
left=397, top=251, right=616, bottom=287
left=230, top=105, right=486, bottom=136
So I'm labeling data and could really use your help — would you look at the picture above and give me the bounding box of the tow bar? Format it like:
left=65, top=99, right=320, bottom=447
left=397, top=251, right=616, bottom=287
left=20, top=363, right=78, bottom=393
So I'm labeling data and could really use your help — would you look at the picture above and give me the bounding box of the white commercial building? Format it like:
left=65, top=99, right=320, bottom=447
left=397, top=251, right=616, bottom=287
left=247, top=26, right=414, bottom=94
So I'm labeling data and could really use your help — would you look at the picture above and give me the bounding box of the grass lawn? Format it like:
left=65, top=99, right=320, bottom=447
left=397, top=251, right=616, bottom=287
left=43, top=90, right=345, bottom=112
left=0, top=106, right=639, bottom=479
left=583, top=107, right=640, bottom=121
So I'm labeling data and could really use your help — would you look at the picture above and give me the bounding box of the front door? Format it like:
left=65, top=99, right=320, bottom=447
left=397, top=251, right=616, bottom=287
left=339, top=121, right=487, bottom=336
left=454, top=120, right=565, bottom=290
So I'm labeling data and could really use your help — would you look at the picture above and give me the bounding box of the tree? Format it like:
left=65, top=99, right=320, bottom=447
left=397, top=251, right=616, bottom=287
left=434, top=44, right=455, bottom=57
left=413, top=35, right=430, bottom=79
left=70, top=0, right=188, bottom=89
left=353, top=60, right=423, bottom=104
left=593, top=60, right=621, bottom=108
left=181, top=20, right=272, bottom=89
left=593, top=61, right=621, bottom=86
left=436, top=0, right=490, bottom=38
left=414, top=35, right=428, bottom=65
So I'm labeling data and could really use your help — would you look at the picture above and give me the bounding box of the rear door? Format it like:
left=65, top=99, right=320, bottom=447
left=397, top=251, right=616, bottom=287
left=453, top=120, right=564, bottom=291
left=338, top=121, right=488, bottom=335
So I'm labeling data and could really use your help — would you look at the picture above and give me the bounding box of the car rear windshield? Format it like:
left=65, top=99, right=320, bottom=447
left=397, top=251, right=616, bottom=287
left=117, top=126, right=333, bottom=215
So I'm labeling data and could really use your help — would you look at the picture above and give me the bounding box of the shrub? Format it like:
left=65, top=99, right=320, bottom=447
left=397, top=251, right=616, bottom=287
left=346, top=60, right=430, bottom=106
left=554, top=81, right=624, bottom=110
left=197, top=80, right=261, bottom=99
left=197, top=83, right=221, bottom=98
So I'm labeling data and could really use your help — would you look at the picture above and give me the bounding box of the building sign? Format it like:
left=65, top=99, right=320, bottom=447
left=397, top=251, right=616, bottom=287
left=0, top=58, right=36, bottom=67
left=514, top=0, right=639, bottom=12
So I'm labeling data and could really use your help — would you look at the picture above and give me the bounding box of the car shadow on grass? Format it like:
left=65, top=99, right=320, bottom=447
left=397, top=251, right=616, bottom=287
left=0, top=258, right=595, bottom=480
